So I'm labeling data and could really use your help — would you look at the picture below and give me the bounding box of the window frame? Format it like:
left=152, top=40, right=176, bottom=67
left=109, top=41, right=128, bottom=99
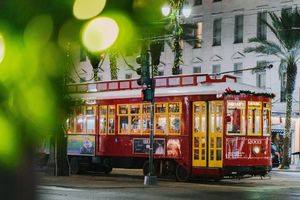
left=234, top=15, right=244, bottom=44
left=213, top=18, right=222, bottom=46
left=262, top=103, right=271, bottom=136
left=247, top=101, right=262, bottom=136
left=257, top=11, right=267, bottom=40
left=226, top=100, right=246, bottom=136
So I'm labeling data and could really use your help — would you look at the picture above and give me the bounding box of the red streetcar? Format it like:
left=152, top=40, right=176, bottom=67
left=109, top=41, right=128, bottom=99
left=65, top=74, right=273, bottom=181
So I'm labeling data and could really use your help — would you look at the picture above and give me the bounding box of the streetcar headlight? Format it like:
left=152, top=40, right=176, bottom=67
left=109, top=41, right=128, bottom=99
left=252, top=146, right=260, bottom=154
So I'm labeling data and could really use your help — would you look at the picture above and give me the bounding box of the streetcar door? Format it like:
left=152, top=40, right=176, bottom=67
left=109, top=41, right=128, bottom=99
left=208, top=101, right=223, bottom=168
left=192, top=101, right=207, bottom=167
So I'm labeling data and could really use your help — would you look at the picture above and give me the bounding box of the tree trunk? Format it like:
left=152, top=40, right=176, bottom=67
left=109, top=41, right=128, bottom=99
left=173, top=36, right=182, bottom=75
left=280, top=93, right=293, bottom=168
left=109, top=50, right=118, bottom=80
left=46, top=129, right=69, bottom=176
left=280, top=61, right=297, bottom=169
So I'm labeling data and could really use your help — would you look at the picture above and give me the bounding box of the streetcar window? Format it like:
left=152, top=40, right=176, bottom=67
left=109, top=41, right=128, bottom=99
left=86, top=106, right=95, bottom=134
left=119, top=105, right=128, bottom=114
left=117, top=102, right=181, bottom=135
left=75, top=106, right=86, bottom=134
left=119, top=116, right=129, bottom=134
left=210, top=102, right=223, bottom=133
left=99, top=106, right=107, bottom=134
left=155, top=103, right=167, bottom=113
left=142, top=104, right=151, bottom=134
left=155, top=115, right=168, bottom=134
left=66, top=109, right=75, bottom=134
left=155, top=102, right=182, bottom=135
left=131, top=116, right=142, bottom=134
left=142, top=115, right=151, bottom=134
left=263, top=103, right=271, bottom=136
left=169, top=115, right=180, bottom=134
left=108, top=105, right=115, bottom=134
left=193, top=103, right=206, bottom=133
left=169, top=103, right=180, bottom=113
left=226, top=101, right=246, bottom=135
left=248, top=101, right=262, bottom=136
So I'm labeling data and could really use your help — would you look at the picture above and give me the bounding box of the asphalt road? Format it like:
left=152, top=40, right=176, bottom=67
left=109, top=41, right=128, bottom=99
left=37, top=169, right=300, bottom=200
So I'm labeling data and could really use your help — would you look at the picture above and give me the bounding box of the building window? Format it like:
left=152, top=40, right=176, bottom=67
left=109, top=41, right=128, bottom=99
left=234, top=15, right=244, bottom=43
left=194, top=22, right=203, bottom=48
left=212, top=64, right=221, bottom=74
left=233, top=62, right=243, bottom=76
left=280, top=72, right=287, bottom=102
left=257, top=12, right=267, bottom=40
left=213, top=0, right=222, bottom=2
left=194, top=0, right=202, bottom=5
left=256, top=61, right=267, bottom=89
left=256, top=71, right=266, bottom=89
left=193, top=66, right=201, bottom=73
left=213, top=18, right=222, bottom=46
left=125, top=73, right=132, bottom=79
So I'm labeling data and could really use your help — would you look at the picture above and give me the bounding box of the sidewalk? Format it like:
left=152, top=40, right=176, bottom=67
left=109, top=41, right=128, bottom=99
left=271, top=167, right=300, bottom=172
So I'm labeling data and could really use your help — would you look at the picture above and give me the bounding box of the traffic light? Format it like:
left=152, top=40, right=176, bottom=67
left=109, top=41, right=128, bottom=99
left=136, top=46, right=152, bottom=87
left=142, top=87, right=154, bottom=102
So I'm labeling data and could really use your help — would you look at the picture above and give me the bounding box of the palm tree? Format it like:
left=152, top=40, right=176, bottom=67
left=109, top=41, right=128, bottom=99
left=244, top=8, right=300, bottom=168
left=169, top=0, right=184, bottom=75
left=108, top=48, right=119, bottom=80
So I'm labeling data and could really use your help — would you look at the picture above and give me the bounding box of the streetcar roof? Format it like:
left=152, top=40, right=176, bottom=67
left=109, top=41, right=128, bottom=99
left=69, top=81, right=268, bottom=100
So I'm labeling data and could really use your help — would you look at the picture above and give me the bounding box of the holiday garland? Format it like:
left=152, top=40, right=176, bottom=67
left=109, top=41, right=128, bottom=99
left=223, top=88, right=275, bottom=99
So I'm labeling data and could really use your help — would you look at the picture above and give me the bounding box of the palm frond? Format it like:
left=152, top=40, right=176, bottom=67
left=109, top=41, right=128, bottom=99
left=245, top=38, right=284, bottom=58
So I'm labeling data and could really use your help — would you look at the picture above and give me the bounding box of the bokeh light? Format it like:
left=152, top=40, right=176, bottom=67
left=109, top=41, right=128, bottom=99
left=73, top=0, right=106, bottom=20
left=82, top=17, right=119, bottom=53
left=23, top=15, right=53, bottom=49
left=0, top=34, right=5, bottom=64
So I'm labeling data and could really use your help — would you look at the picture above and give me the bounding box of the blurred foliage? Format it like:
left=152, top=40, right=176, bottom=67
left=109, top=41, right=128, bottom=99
left=0, top=0, right=170, bottom=168
left=0, top=0, right=73, bottom=168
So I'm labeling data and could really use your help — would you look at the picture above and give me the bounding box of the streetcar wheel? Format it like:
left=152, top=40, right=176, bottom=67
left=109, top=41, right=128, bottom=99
left=175, top=165, right=190, bottom=182
left=103, top=158, right=113, bottom=174
left=70, top=157, right=80, bottom=175
left=104, top=166, right=113, bottom=174
left=143, top=161, right=156, bottom=176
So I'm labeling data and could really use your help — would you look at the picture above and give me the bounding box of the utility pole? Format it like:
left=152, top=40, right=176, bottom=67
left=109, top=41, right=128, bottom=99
left=136, top=42, right=157, bottom=185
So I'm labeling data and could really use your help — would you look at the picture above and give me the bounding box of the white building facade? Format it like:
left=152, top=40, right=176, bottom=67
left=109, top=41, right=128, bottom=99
left=73, top=0, right=300, bottom=166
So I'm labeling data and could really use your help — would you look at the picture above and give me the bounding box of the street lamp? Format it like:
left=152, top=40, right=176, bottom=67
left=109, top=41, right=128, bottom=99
left=161, top=1, right=192, bottom=75
left=161, top=4, right=171, bottom=17
left=182, top=4, right=192, bottom=18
